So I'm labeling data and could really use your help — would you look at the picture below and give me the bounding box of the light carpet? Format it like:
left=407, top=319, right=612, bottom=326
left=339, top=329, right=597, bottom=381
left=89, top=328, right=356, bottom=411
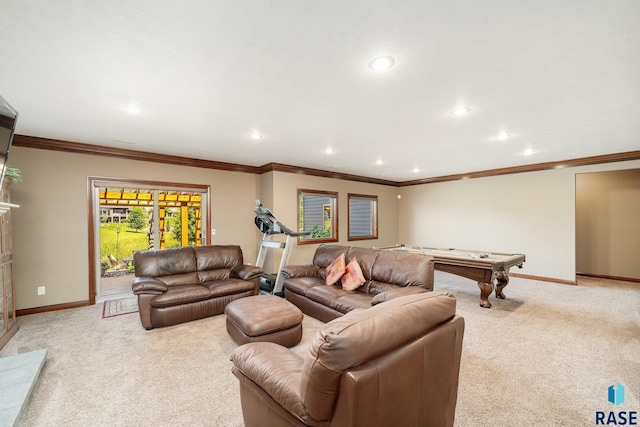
left=0, top=273, right=638, bottom=426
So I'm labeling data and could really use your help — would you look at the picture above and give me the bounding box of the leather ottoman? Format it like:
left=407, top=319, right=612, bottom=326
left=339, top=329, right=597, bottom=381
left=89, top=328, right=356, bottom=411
left=224, top=295, right=304, bottom=347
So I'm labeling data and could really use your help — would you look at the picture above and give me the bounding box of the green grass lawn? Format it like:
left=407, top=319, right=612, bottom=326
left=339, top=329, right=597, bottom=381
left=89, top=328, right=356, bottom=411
left=100, top=223, right=182, bottom=269
left=100, top=224, right=148, bottom=266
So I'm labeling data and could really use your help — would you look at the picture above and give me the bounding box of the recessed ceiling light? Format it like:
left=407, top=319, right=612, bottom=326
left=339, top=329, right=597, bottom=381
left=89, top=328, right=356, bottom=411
left=523, top=148, right=536, bottom=156
left=412, top=167, right=420, bottom=173
left=324, top=147, right=336, bottom=155
left=450, top=106, right=471, bottom=117
left=124, top=105, right=141, bottom=115
left=249, top=132, right=263, bottom=140
left=368, top=56, right=395, bottom=71
left=494, top=131, right=511, bottom=141
left=376, top=159, right=384, bottom=165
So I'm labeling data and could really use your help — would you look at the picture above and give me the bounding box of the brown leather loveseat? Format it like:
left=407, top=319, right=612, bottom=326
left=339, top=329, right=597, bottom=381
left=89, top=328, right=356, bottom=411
left=132, top=245, right=263, bottom=329
left=231, top=291, right=465, bottom=427
left=282, top=244, right=434, bottom=322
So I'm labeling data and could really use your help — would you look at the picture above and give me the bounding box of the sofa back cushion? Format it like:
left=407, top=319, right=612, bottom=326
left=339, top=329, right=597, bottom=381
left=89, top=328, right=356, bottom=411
left=134, top=245, right=246, bottom=286
left=345, top=247, right=379, bottom=281
left=299, top=292, right=457, bottom=421
left=370, top=250, right=434, bottom=290
left=194, top=245, right=243, bottom=283
left=313, top=245, right=350, bottom=281
left=194, top=245, right=243, bottom=270
left=134, top=247, right=197, bottom=278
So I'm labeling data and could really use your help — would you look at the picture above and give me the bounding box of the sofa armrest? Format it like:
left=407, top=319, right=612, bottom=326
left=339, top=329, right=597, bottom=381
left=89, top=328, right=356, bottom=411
left=370, top=286, right=428, bottom=306
left=132, top=277, right=168, bottom=295
left=231, top=264, right=264, bottom=281
left=281, top=264, right=320, bottom=279
left=231, top=343, right=307, bottom=418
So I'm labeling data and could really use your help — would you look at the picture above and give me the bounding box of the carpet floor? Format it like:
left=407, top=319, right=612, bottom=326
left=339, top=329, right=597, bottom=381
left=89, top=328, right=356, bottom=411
left=0, top=272, right=638, bottom=426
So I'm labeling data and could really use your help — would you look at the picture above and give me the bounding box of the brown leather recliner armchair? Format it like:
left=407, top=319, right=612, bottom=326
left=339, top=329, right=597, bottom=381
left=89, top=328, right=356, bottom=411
left=230, top=291, right=465, bottom=427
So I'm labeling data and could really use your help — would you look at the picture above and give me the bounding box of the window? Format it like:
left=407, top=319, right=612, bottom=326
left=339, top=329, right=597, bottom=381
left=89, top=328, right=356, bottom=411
left=297, top=189, right=338, bottom=244
left=348, top=194, right=378, bottom=241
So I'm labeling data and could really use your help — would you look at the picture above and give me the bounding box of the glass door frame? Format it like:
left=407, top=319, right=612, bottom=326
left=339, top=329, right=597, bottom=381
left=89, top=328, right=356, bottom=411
left=87, top=177, right=211, bottom=305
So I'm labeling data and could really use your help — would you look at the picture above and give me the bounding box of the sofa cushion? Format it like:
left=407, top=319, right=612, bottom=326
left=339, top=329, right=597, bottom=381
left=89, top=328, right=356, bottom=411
left=367, top=280, right=405, bottom=295
left=306, top=285, right=352, bottom=309
left=283, top=277, right=324, bottom=296
left=341, top=258, right=366, bottom=291
left=150, top=284, right=211, bottom=308
left=194, top=245, right=242, bottom=271
left=333, top=293, right=372, bottom=313
left=370, top=286, right=428, bottom=305
left=204, top=279, right=258, bottom=297
left=158, top=272, right=200, bottom=287
left=198, top=269, right=232, bottom=283
left=313, top=245, right=350, bottom=280
left=345, top=247, right=379, bottom=280
left=371, top=250, right=433, bottom=289
left=325, top=253, right=346, bottom=286
left=134, top=247, right=197, bottom=277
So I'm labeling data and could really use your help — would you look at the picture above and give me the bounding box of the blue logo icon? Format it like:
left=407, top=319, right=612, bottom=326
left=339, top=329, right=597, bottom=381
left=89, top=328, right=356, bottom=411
left=608, top=382, right=625, bottom=406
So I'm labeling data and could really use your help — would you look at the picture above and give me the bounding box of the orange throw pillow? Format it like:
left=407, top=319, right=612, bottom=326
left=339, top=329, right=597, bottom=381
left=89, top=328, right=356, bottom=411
left=325, top=253, right=346, bottom=286
left=342, top=258, right=366, bottom=291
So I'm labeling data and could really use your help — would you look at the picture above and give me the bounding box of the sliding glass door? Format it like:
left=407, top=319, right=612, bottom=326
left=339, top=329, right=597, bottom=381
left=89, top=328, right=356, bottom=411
left=89, top=178, right=210, bottom=303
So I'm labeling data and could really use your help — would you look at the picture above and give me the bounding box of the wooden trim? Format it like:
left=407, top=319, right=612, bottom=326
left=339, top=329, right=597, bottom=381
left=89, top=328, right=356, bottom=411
left=398, top=150, right=640, bottom=186
left=88, top=176, right=212, bottom=191
left=0, top=323, right=18, bottom=350
left=17, top=300, right=90, bottom=316
left=258, top=163, right=399, bottom=186
left=87, top=178, right=96, bottom=305
left=297, top=189, right=339, bottom=245
left=13, top=134, right=260, bottom=174
left=510, top=272, right=577, bottom=285
left=576, top=272, right=640, bottom=284
left=13, top=134, right=640, bottom=187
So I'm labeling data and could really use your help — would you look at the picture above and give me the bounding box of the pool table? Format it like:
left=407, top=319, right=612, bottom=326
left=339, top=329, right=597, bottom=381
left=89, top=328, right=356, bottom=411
left=380, top=245, right=526, bottom=308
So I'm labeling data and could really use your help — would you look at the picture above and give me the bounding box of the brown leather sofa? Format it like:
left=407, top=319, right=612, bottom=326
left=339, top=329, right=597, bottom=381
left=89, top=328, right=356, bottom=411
left=231, top=291, right=465, bottom=427
left=282, top=244, right=434, bottom=322
left=132, top=245, right=263, bottom=329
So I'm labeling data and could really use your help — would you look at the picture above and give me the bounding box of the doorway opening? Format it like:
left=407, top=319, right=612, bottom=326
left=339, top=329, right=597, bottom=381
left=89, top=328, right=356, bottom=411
left=88, top=177, right=210, bottom=304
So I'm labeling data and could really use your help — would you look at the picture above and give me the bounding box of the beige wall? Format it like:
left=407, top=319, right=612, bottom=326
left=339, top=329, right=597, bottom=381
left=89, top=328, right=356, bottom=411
left=398, top=159, right=640, bottom=282
left=258, top=171, right=400, bottom=273
left=9, top=144, right=638, bottom=310
left=9, top=146, right=260, bottom=310
left=9, top=147, right=399, bottom=310
left=576, top=168, right=640, bottom=278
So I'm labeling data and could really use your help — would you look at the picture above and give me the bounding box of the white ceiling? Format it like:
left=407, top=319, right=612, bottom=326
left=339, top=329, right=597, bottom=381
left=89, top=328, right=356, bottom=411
left=1, top=1, right=639, bottom=182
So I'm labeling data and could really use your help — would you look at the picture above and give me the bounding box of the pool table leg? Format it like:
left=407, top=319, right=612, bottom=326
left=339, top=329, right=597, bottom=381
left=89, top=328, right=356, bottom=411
left=477, top=281, right=494, bottom=308
left=495, top=271, right=509, bottom=300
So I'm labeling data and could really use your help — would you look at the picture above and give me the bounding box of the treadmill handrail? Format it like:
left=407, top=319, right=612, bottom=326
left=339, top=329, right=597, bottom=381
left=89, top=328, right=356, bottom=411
left=254, top=207, right=310, bottom=237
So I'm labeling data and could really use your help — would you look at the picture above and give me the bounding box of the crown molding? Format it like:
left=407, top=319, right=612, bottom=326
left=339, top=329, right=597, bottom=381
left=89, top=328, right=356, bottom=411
left=12, top=134, right=260, bottom=174
left=398, top=150, right=640, bottom=186
left=13, top=134, right=640, bottom=187
left=258, top=162, right=399, bottom=186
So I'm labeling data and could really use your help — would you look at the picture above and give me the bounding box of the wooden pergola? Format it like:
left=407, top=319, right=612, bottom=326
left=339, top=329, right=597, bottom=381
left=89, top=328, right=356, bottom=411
left=99, top=188, right=202, bottom=248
